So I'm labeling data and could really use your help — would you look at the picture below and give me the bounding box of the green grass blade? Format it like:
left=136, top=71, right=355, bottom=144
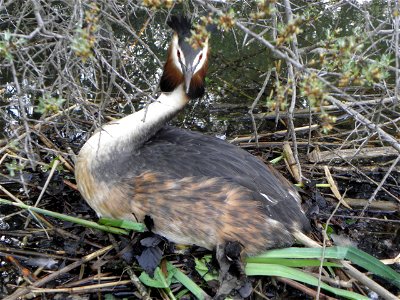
left=167, top=262, right=209, bottom=300
left=195, top=255, right=218, bottom=282
left=251, top=247, right=400, bottom=289
left=345, top=247, right=400, bottom=288
left=245, top=257, right=339, bottom=267
left=99, top=217, right=145, bottom=232
left=269, top=155, right=283, bottom=164
left=0, top=198, right=129, bottom=235
left=174, top=288, right=190, bottom=299
left=253, top=247, right=348, bottom=259
left=245, top=263, right=369, bottom=300
left=139, top=267, right=173, bottom=288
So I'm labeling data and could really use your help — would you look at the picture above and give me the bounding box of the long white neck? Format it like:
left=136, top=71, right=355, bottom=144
left=79, top=84, right=188, bottom=160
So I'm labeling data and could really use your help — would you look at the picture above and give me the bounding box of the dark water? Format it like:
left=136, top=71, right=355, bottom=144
left=0, top=0, right=393, bottom=140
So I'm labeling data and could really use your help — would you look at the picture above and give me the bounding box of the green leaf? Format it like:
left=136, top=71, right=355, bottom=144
left=104, top=294, right=120, bottom=300
left=167, top=262, right=209, bottom=300
left=35, top=95, right=65, bottom=114
left=251, top=247, right=400, bottom=288
left=245, top=263, right=368, bottom=300
left=139, top=267, right=174, bottom=288
left=269, top=155, right=283, bottom=164
left=345, top=247, right=400, bottom=288
left=98, top=217, right=145, bottom=232
left=245, top=257, right=339, bottom=267
left=251, top=247, right=348, bottom=259
left=175, top=288, right=190, bottom=299
left=195, top=255, right=218, bottom=282
left=323, top=223, right=335, bottom=236
left=0, top=198, right=129, bottom=235
left=345, top=219, right=357, bottom=225
left=5, top=159, right=24, bottom=177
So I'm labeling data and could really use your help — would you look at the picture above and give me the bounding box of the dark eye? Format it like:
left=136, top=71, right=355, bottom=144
left=177, top=50, right=181, bottom=59
left=198, top=53, right=203, bottom=62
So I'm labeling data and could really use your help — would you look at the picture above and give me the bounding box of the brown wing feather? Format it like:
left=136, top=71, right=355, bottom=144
left=123, top=171, right=293, bottom=255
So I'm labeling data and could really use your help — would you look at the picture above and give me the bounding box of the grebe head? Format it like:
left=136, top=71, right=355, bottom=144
left=160, top=15, right=209, bottom=99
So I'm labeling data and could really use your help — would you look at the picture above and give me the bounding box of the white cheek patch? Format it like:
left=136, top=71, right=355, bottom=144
left=194, top=43, right=208, bottom=74
left=172, top=35, right=185, bottom=72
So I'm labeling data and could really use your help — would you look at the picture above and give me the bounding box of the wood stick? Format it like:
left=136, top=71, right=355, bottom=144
left=276, top=277, right=337, bottom=300
left=239, top=141, right=343, bottom=148
left=308, top=146, right=398, bottom=163
left=333, top=198, right=398, bottom=211
left=0, top=104, right=77, bottom=157
left=230, top=124, right=319, bottom=144
left=283, top=142, right=301, bottom=183
left=30, top=280, right=132, bottom=293
left=3, top=245, right=114, bottom=300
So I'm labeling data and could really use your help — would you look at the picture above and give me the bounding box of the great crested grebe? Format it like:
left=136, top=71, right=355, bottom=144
left=75, top=16, right=311, bottom=256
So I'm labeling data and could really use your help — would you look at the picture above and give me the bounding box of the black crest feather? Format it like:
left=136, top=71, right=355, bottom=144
left=167, top=15, right=192, bottom=36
